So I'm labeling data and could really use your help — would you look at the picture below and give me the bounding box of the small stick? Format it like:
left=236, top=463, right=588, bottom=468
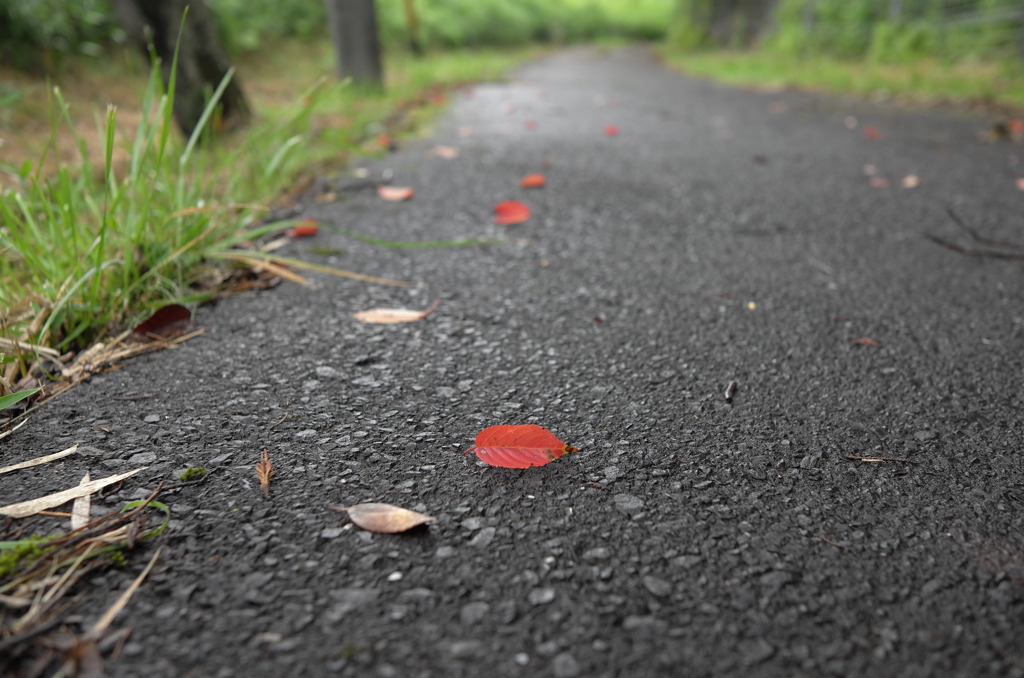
left=724, top=380, right=738, bottom=403
left=924, top=234, right=1024, bottom=260
left=846, top=455, right=918, bottom=464
left=821, top=534, right=844, bottom=549
left=269, top=413, right=288, bottom=430
left=946, top=207, right=1024, bottom=251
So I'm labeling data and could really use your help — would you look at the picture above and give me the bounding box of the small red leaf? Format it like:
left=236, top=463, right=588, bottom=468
left=378, top=186, right=415, bottom=201
left=525, top=120, right=537, bottom=130
left=851, top=337, right=881, bottom=347
left=494, top=200, right=530, bottom=225
left=1016, top=177, right=1024, bottom=191
left=464, top=424, right=578, bottom=469
left=604, top=124, right=619, bottom=136
left=520, top=173, right=546, bottom=189
left=287, top=219, right=319, bottom=238
left=869, top=176, right=890, bottom=188
left=862, top=124, right=882, bottom=140
left=132, top=304, right=193, bottom=339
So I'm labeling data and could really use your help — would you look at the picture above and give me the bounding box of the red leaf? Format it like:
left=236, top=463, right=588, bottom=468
left=520, top=173, right=546, bottom=188
left=1016, top=177, right=1024, bottom=192
left=850, top=337, right=881, bottom=347
left=494, top=200, right=530, bottom=225
left=525, top=120, right=537, bottom=130
left=132, top=304, right=192, bottom=339
left=862, top=124, right=882, bottom=140
left=378, top=186, right=415, bottom=201
left=287, top=219, right=319, bottom=238
left=604, top=124, right=619, bottom=136
left=869, top=176, right=890, bottom=188
left=464, top=425, right=578, bottom=469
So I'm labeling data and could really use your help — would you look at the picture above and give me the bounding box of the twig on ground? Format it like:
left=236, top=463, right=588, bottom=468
left=925, top=208, right=1024, bottom=259
left=846, top=455, right=918, bottom=464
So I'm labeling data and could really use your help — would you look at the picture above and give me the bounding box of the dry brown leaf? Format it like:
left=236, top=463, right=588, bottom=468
left=0, top=443, right=79, bottom=475
left=330, top=502, right=435, bottom=533
left=353, top=299, right=440, bottom=324
left=850, top=337, right=881, bottom=347
left=0, top=468, right=145, bottom=518
left=256, top=448, right=275, bottom=499
left=71, top=472, right=91, bottom=531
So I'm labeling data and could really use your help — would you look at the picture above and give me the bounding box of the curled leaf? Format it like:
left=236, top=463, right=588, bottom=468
left=378, top=186, right=415, bottom=202
left=494, top=200, right=531, bottom=225
left=520, top=173, right=546, bottom=189
left=331, top=502, right=435, bottom=533
left=464, top=424, right=578, bottom=469
left=353, top=299, right=440, bottom=324
left=132, top=304, right=193, bottom=339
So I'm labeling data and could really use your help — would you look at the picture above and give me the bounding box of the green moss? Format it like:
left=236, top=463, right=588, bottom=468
left=180, top=466, right=208, bottom=482
left=0, top=535, right=51, bottom=579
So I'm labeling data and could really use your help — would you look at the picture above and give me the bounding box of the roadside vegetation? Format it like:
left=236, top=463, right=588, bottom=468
left=662, top=0, right=1024, bottom=109
left=0, top=0, right=673, bottom=405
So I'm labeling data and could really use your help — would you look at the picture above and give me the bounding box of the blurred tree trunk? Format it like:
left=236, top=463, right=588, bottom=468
left=325, top=0, right=384, bottom=87
left=112, top=0, right=250, bottom=136
left=674, top=0, right=779, bottom=48
left=403, top=0, right=424, bottom=56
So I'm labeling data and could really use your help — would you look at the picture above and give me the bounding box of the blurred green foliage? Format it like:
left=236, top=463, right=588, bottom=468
left=0, top=0, right=672, bottom=69
left=670, top=0, right=1023, bottom=63
left=0, top=0, right=123, bottom=69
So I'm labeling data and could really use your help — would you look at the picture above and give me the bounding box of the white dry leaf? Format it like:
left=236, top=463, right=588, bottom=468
left=70, top=472, right=91, bottom=530
left=353, top=299, right=440, bottom=325
left=0, top=444, right=79, bottom=475
left=0, top=468, right=146, bottom=518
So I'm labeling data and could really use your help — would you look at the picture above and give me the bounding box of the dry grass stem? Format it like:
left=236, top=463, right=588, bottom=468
left=256, top=449, right=275, bottom=499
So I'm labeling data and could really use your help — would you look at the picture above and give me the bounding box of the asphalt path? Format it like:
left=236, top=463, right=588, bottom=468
left=3, top=46, right=1023, bottom=678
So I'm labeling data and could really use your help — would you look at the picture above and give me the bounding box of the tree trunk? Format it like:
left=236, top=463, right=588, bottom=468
left=325, top=0, right=384, bottom=87
left=403, top=0, right=424, bottom=57
left=112, top=0, right=251, bottom=136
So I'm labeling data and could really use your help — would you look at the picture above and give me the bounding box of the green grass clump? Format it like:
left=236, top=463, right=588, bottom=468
left=0, top=535, right=51, bottom=579
left=0, top=42, right=536, bottom=388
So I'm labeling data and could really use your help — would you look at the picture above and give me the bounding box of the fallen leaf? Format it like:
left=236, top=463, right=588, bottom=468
left=1009, top=119, right=1024, bottom=135
left=132, top=304, right=193, bottom=339
left=353, top=299, right=440, bottom=324
left=70, top=472, right=91, bottom=531
left=901, top=174, right=921, bottom=189
left=256, top=448, right=275, bottom=499
left=494, top=200, right=531, bottom=225
left=377, top=134, right=394, bottom=150
left=464, top=424, right=578, bottom=469
left=330, top=502, right=435, bottom=533
left=525, top=120, right=537, bottom=130
left=604, top=124, right=619, bottom=136
left=1016, top=177, right=1024, bottom=191
left=520, top=173, right=546, bottom=188
left=458, top=126, right=474, bottom=138
left=0, top=468, right=145, bottom=518
left=851, top=337, right=881, bottom=347
left=431, top=145, right=459, bottom=159
left=862, top=124, right=882, bottom=140
left=0, top=444, right=78, bottom=475
left=287, top=218, right=319, bottom=238
left=378, top=186, right=415, bottom=201
left=869, top=176, right=890, bottom=188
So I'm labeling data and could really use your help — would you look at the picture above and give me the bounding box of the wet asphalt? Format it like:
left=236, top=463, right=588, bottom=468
left=2, top=45, right=1023, bottom=678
